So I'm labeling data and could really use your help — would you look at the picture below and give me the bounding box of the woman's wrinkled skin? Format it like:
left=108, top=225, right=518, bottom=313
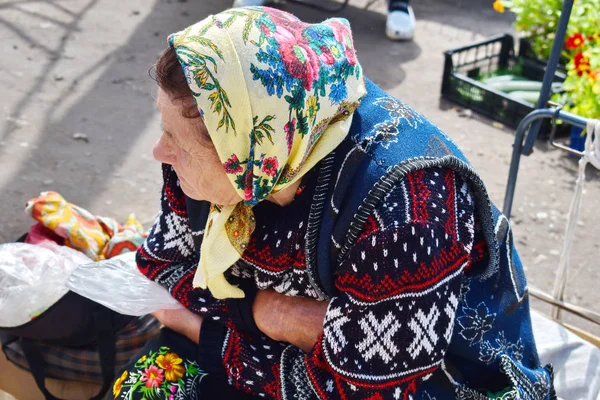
left=153, top=88, right=241, bottom=206
left=153, top=87, right=302, bottom=208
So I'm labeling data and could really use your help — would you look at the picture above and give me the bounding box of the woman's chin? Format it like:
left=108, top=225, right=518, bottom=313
left=178, top=175, right=242, bottom=205
left=179, top=181, right=204, bottom=201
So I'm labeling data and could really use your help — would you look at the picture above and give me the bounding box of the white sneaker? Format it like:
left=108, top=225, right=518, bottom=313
left=386, top=4, right=416, bottom=41
left=232, top=0, right=267, bottom=6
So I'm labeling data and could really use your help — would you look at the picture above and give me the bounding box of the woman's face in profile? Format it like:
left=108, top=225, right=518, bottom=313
left=153, top=88, right=242, bottom=206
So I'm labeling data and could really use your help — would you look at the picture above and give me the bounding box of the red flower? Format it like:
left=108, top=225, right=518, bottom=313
left=274, top=24, right=321, bottom=91
left=140, top=366, right=164, bottom=388
left=566, top=33, right=585, bottom=50
left=223, top=154, right=243, bottom=174
left=574, top=52, right=591, bottom=76
left=244, top=170, right=253, bottom=201
left=328, top=19, right=357, bottom=66
left=284, top=118, right=296, bottom=155
left=260, top=24, right=271, bottom=36
left=261, top=157, right=279, bottom=177
left=319, top=45, right=335, bottom=65
left=265, top=8, right=305, bottom=29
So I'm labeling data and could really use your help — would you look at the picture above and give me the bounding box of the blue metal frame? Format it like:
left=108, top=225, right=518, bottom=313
left=502, top=0, right=582, bottom=219
left=502, top=108, right=588, bottom=218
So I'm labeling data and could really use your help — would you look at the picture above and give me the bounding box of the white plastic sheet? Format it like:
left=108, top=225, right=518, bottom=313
left=531, top=311, right=600, bottom=400
left=0, top=242, right=93, bottom=327
left=66, top=252, right=183, bottom=316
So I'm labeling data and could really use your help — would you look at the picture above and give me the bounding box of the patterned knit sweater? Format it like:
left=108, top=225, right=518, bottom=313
left=137, top=162, right=479, bottom=399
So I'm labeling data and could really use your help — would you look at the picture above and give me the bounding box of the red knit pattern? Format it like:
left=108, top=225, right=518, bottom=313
left=406, top=169, right=431, bottom=223
left=336, top=244, right=468, bottom=302
left=444, top=168, right=458, bottom=240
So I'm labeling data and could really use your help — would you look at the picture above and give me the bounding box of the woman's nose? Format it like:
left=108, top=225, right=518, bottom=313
left=153, top=135, right=176, bottom=165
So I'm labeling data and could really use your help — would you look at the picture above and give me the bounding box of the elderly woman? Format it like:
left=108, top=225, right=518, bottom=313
left=114, top=6, right=555, bottom=400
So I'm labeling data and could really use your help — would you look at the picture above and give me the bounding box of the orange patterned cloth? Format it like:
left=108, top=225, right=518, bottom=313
left=25, top=191, right=147, bottom=261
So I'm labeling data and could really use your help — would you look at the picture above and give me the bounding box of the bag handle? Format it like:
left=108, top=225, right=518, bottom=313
left=19, top=307, right=117, bottom=400
left=19, top=338, right=62, bottom=400
left=91, top=307, right=117, bottom=400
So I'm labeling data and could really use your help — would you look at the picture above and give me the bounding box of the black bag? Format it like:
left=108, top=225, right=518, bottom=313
left=0, top=234, right=135, bottom=400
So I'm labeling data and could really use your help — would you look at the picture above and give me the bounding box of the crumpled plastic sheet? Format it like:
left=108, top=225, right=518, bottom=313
left=66, top=251, right=182, bottom=316
left=531, top=311, right=600, bottom=400
left=0, top=242, right=93, bottom=327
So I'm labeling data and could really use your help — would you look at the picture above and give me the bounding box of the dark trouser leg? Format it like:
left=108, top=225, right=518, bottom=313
left=388, top=0, right=411, bottom=12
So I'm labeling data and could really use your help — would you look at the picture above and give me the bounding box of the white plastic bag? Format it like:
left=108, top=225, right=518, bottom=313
left=66, top=252, right=183, bottom=316
left=0, top=242, right=93, bottom=327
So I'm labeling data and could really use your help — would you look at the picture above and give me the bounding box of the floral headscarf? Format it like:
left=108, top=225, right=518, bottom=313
left=169, top=6, right=366, bottom=299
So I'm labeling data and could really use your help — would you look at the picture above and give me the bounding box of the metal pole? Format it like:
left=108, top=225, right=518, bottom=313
left=521, top=0, right=575, bottom=155
left=503, top=108, right=588, bottom=219
left=504, top=110, right=547, bottom=218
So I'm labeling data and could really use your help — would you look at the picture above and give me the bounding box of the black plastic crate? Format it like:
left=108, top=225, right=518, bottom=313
left=518, top=37, right=568, bottom=75
left=441, top=34, right=566, bottom=129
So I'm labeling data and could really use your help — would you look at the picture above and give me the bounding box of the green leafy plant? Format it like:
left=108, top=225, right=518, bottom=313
left=496, top=0, right=563, bottom=60
left=498, top=0, right=600, bottom=119
left=557, top=45, right=600, bottom=119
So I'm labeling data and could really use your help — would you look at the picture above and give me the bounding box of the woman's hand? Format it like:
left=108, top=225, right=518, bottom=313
left=152, top=307, right=203, bottom=344
left=253, top=289, right=329, bottom=353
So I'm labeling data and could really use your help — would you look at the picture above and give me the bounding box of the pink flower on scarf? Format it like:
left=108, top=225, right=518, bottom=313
left=140, top=366, right=164, bottom=388
left=261, top=157, right=279, bottom=177
left=284, top=118, right=296, bottom=155
left=319, top=45, right=335, bottom=65
left=273, top=24, right=320, bottom=91
left=244, top=171, right=254, bottom=201
left=328, top=19, right=357, bottom=66
left=260, top=24, right=272, bottom=36
left=223, top=154, right=243, bottom=174
left=265, top=8, right=305, bottom=30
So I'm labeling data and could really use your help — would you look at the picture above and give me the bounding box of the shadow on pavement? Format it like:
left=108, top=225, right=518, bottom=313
left=411, top=0, right=514, bottom=37
left=0, top=0, right=506, bottom=241
left=0, top=0, right=230, bottom=241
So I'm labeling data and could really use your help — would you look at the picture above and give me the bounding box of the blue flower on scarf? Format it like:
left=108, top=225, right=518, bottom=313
left=256, top=44, right=282, bottom=69
left=329, top=81, right=347, bottom=104
left=457, top=302, right=496, bottom=346
left=252, top=45, right=297, bottom=98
